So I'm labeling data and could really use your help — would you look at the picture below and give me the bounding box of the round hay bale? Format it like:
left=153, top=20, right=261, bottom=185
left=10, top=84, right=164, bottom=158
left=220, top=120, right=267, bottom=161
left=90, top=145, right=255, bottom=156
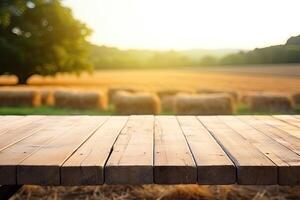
left=174, top=93, right=234, bottom=115
left=242, top=92, right=293, bottom=112
left=113, top=91, right=161, bottom=115
left=157, top=89, right=194, bottom=112
left=0, top=88, right=41, bottom=107
left=107, top=87, right=137, bottom=104
left=53, top=90, right=106, bottom=110
left=197, top=89, right=238, bottom=102
left=291, top=92, right=300, bottom=105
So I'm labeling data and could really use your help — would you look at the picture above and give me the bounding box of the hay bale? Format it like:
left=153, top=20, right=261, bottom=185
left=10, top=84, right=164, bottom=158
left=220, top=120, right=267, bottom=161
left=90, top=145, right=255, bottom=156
left=197, top=89, right=238, bottom=102
left=157, top=89, right=193, bottom=112
left=107, top=87, right=137, bottom=104
left=54, top=90, right=106, bottom=110
left=174, top=93, right=234, bottom=115
left=292, top=92, right=300, bottom=105
left=40, top=89, right=54, bottom=106
left=242, top=92, right=293, bottom=112
left=113, top=91, right=161, bottom=115
left=0, top=88, right=41, bottom=107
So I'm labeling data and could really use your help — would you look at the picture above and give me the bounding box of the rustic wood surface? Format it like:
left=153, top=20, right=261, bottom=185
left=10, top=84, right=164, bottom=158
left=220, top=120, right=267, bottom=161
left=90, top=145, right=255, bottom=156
left=0, top=115, right=300, bottom=185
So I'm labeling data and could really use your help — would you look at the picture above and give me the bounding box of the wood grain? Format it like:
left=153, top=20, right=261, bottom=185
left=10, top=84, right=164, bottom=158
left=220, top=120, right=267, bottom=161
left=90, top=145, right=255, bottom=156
left=198, top=116, right=277, bottom=185
left=154, top=116, right=196, bottom=184
left=17, top=116, right=108, bottom=185
left=105, top=115, right=154, bottom=184
left=220, top=116, right=300, bottom=185
left=256, top=116, right=300, bottom=139
left=273, top=115, right=300, bottom=128
left=177, top=116, right=236, bottom=184
left=0, top=116, right=81, bottom=185
left=62, top=116, right=128, bottom=185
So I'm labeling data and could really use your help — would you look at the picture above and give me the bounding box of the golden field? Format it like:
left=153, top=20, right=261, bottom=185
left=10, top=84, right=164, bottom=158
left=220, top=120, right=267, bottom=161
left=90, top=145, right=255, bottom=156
left=1, top=66, right=300, bottom=93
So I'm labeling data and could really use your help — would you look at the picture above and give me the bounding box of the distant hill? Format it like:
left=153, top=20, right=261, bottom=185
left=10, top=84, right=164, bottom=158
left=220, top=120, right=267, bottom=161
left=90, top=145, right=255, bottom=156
left=89, top=35, right=300, bottom=69
left=89, top=45, right=237, bottom=69
left=180, top=49, right=239, bottom=61
left=220, top=35, right=300, bottom=65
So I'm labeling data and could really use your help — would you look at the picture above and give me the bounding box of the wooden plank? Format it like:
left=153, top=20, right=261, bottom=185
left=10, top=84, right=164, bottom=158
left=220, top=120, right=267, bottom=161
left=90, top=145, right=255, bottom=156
left=177, top=116, right=236, bottom=184
left=198, top=116, right=277, bottom=185
left=273, top=115, right=300, bottom=128
left=0, top=116, right=56, bottom=151
left=0, top=116, right=41, bottom=136
left=154, top=116, right=196, bottom=184
left=255, top=116, right=300, bottom=139
left=105, top=115, right=153, bottom=185
left=61, top=116, right=128, bottom=185
left=0, top=116, right=81, bottom=185
left=220, top=116, right=300, bottom=185
left=17, top=116, right=108, bottom=185
left=238, top=116, right=300, bottom=157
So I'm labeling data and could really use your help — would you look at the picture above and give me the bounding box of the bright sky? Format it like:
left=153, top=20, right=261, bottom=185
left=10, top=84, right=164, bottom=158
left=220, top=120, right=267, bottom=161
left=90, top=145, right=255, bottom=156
left=63, top=0, right=300, bottom=50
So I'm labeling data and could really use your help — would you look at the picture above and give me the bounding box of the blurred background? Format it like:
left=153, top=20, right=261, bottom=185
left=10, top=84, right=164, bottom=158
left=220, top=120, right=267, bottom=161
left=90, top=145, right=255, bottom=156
left=1, top=0, right=300, bottom=199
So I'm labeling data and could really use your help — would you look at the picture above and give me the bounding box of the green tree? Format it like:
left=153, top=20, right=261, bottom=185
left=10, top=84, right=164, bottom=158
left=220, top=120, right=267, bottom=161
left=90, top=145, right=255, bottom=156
left=0, top=0, right=92, bottom=84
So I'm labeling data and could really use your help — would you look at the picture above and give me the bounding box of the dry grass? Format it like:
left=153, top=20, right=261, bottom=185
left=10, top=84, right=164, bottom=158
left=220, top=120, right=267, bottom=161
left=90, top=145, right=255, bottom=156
left=174, top=93, right=234, bottom=115
left=113, top=91, right=161, bottom=115
left=11, top=185, right=300, bottom=200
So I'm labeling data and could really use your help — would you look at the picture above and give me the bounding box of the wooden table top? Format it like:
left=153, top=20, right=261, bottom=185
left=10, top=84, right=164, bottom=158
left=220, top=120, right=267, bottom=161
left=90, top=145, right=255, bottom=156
left=0, top=115, right=299, bottom=186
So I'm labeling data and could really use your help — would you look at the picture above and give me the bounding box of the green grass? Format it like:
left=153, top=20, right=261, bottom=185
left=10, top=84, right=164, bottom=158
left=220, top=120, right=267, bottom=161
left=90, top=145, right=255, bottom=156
left=0, top=106, right=114, bottom=115
left=236, top=104, right=300, bottom=115
left=0, top=105, right=298, bottom=115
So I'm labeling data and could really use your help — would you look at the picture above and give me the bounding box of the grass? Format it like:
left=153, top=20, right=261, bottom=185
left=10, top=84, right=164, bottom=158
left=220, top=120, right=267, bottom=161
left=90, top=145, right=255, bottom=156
left=0, top=104, right=299, bottom=115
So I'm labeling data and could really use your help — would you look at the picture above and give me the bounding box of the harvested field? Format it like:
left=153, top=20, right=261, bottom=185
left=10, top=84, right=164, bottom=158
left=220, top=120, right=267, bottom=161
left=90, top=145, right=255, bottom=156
left=11, top=185, right=300, bottom=200
left=1, top=66, right=300, bottom=93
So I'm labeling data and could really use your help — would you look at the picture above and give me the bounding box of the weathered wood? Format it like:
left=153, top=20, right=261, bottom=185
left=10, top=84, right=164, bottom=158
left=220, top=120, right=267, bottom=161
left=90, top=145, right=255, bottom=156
left=105, top=115, right=154, bottom=184
left=177, top=116, right=236, bottom=184
left=239, top=116, right=300, bottom=155
left=220, top=116, right=300, bottom=185
left=198, top=116, right=277, bottom=185
left=0, top=116, right=46, bottom=136
left=273, top=115, right=300, bottom=128
left=154, top=116, right=197, bottom=184
left=0, top=115, right=299, bottom=185
left=17, top=116, right=108, bottom=185
left=256, top=116, right=300, bottom=139
left=0, top=185, right=22, bottom=200
left=0, top=116, right=81, bottom=185
left=0, top=116, right=46, bottom=151
left=62, top=116, right=128, bottom=185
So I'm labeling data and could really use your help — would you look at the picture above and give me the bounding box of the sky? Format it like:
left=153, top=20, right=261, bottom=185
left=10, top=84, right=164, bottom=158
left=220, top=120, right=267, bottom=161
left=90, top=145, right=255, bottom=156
left=63, top=0, right=300, bottom=50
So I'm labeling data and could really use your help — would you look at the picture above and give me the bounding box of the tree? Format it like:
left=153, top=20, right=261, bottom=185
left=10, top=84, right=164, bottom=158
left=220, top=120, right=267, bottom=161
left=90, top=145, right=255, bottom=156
left=0, top=0, right=92, bottom=84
